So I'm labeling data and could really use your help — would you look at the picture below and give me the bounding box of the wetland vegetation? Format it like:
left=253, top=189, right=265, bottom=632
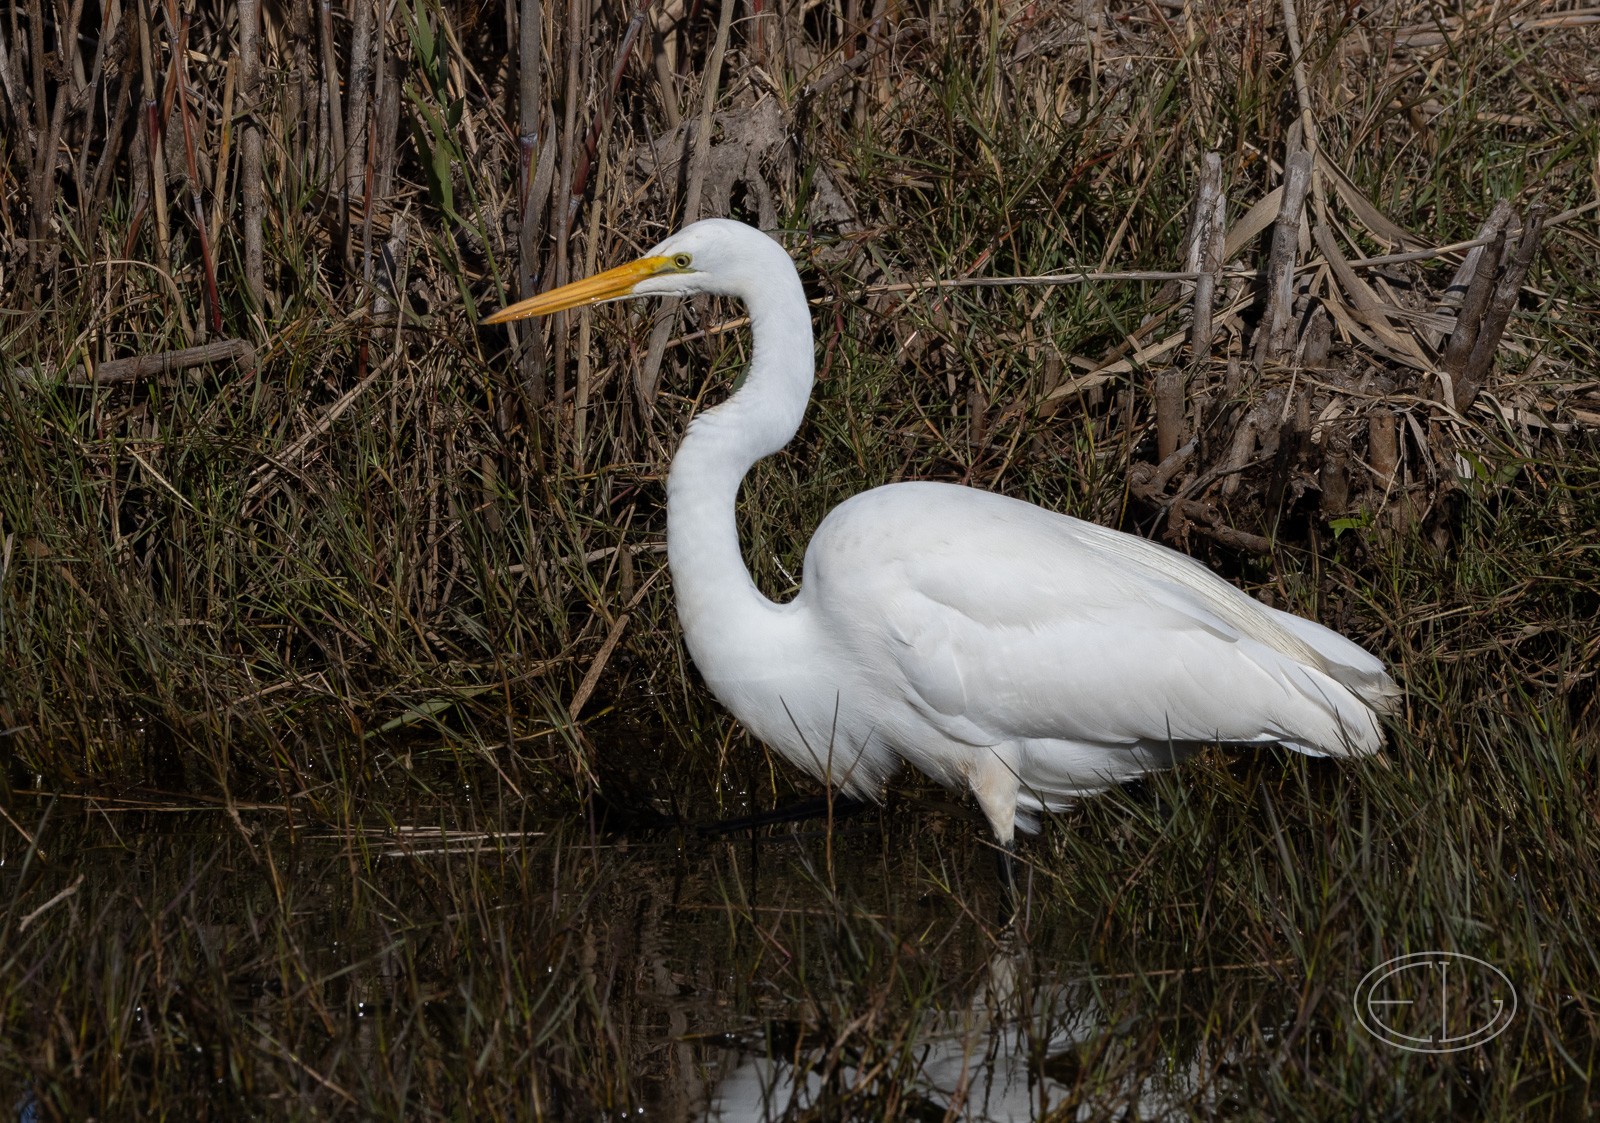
left=2, top=0, right=1598, bottom=1117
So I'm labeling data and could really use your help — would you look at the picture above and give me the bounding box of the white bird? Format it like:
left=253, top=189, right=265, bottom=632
left=484, top=219, right=1399, bottom=862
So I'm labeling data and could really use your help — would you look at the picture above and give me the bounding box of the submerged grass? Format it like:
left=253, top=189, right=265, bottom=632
left=1, top=0, right=1598, bottom=1116
left=0, top=679, right=1594, bottom=1119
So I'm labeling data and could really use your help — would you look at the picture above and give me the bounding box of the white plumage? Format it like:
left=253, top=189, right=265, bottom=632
left=485, top=219, right=1399, bottom=848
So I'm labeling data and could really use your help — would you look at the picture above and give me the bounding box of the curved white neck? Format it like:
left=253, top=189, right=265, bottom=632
left=665, top=267, right=814, bottom=665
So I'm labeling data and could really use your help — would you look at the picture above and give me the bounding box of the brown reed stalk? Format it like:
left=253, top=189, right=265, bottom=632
left=71, top=0, right=119, bottom=249
left=550, top=0, right=587, bottom=460
left=23, top=0, right=87, bottom=300
left=373, top=8, right=400, bottom=200
left=1455, top=206, right=1545, bottom=414
left=318, top=0, right=345, bottom=192
left=637, top=0, right=734, bottom=410
left=165, top=6, right=223, bottom=336
left=1256, top=148, right=1313, bottom=365
left=208, top=60, right=237, bottom=260
left=238, top=0, right=265, bottom=308
left=344, top=0, right=375, bottom=270
left=285, top=0, right=313, bottom=201
left=133, top=0, right=188, bottom=337
left=513, top=0, right=551, bottom=412
left=0, top=5, right=28, bottom=133
left=565, top=3, right=650, bottom=238
left=26, top=0, right=44, bottom=144
left=1440, top=225, right=1504, bottom=385
left=1188, top=153, right=1225, bottom=367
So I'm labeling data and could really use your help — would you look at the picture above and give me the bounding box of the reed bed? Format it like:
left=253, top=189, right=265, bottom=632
left=1, top=0, right=1593, bottom=795
left=0, top=0, right=1597, bottom=1116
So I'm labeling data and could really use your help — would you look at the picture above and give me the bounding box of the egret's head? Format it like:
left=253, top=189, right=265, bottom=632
left=481, top=218, right=790, bottom=325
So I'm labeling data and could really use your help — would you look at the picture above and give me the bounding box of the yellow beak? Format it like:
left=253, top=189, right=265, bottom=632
left=481, top=255, right=675, bottom=325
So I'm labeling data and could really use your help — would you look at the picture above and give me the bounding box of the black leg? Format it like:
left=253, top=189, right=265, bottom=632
left=995, top=840, right=1019, bottom=927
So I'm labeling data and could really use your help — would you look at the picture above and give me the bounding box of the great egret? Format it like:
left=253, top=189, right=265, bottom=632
left=484, top=219, right=1399, bottom=860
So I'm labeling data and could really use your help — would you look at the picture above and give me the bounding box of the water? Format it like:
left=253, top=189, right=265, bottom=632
left=0, top=760, right=1591, bottom=1120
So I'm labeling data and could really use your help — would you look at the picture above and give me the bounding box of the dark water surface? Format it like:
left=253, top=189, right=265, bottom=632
left=0, top=754, right=1593, bottom=1121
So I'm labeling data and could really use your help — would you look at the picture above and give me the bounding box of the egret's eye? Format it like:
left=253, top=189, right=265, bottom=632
left=672, top=253, right=692, bottom=270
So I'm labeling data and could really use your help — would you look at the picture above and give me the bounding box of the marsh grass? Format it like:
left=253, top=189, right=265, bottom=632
left=0, top=683, right=1594, bottom=1119
left=1, top=0, right=1599, bottom=1116
left=1, top=0, right=1595, bottom=791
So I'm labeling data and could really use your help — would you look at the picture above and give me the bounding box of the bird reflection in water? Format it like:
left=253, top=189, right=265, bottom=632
left=705, top=943, right=1236, bottom=1122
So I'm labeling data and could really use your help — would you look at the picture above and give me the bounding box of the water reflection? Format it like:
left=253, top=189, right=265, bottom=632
left=1, top=784, right=1573, bottom=1119
left=707, top=944, right=1227, bottom=1122
left=2, top=791, right=1033, bottom=1117
left=11, top=1087, right=37, bottom=1123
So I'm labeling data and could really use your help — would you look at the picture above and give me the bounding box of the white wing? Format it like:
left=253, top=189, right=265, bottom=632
left=805, top=482, right=1392, bottom=758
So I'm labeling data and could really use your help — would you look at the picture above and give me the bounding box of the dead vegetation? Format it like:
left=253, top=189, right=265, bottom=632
left=2, top=3, right=1600, bottom=1117
left=0, top=0, right=1597, bottom=794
